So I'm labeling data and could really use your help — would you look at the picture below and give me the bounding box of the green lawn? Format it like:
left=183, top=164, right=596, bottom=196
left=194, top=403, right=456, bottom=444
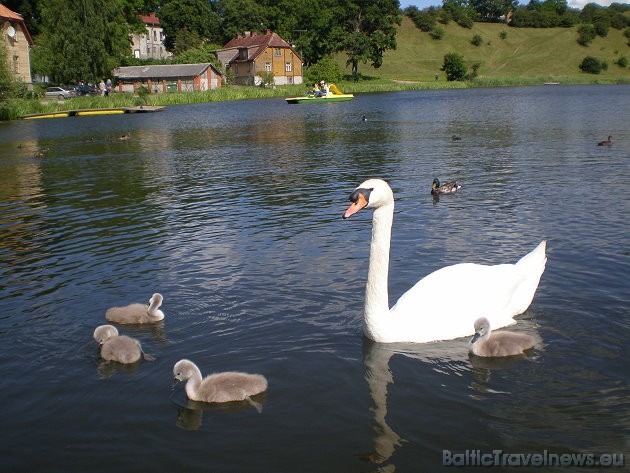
left=351, top=16, right=630, bottom=83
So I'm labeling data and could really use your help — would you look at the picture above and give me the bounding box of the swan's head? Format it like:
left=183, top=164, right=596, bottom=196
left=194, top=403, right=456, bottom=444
left=149, top=293, right=163, bottom=308
left=470, top=317, right=491, bottom=345
left=343, top=179, right=394, bottom=219
left=173, top=359, right=197, bottom=387
left=93, top=324, right=119, bottom=345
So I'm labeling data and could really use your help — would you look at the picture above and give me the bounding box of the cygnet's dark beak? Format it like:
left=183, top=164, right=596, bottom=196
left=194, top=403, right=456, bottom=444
left=470, top=332, right=481, bottom=344
left=172, top=378, right=181, bottom=390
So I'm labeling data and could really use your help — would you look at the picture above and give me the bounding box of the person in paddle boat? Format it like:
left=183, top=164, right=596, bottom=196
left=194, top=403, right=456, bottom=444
left=308, top=82, right=320, bottom=97
left=315, top=80, right=329, bottom=97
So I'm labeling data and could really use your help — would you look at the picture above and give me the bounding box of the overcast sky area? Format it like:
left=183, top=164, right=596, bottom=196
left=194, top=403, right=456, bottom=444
left=398, top=0, right=630, bottom=11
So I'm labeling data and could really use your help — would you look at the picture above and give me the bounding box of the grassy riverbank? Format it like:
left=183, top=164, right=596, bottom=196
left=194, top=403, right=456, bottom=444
left=4, top=15, right=628, bottom=121
left=7, top=71, right=627, bottom=121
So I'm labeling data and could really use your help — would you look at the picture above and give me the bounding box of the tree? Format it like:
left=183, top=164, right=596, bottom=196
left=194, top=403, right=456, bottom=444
left=441, top=52, right=467, bottom=80
left=265, top=0, right=345, bottom=67
left=470, top=0, right=516, bottom=22
left=341, top=0, right=402, bottom=76
left=158, top=0, right=222, bottom=51
left=442, top=0, right=476, bottom=28
left=0, top=40, right=16, bottom=119
left=38, top=0, right=132, bottom=84
left=215, top=0, right=270, bottom=44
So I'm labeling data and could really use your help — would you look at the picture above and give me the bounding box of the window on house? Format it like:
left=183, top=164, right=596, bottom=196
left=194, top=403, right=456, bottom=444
left=13, top=56, right=18, bottom=73
left=265, top=62, right=271, bottom=72
left=285, top=62, right=292, bottom=72
left=274, top=48, right=281, bottom=57
left=153, top=30, right=157, bottom=41
left=134, top=49, right=140, bottom=58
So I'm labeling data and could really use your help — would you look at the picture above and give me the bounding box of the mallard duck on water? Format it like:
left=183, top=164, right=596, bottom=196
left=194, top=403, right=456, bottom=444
left=431, top=178, right=461, bottom=195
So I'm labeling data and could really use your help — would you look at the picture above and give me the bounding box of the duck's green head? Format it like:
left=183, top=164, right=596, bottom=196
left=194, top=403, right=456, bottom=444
left=432, top=178, right=441, bottom=189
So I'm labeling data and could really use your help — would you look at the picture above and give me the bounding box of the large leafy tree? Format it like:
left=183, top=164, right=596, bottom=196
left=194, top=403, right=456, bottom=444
left=158, top=0, right=222, bottom=51
left=469, top=0, right=516, bottom=22
left=264, top=0, right=346, bottom=67
left=38, top=0, right=133, bottom=84
left=340, top=0, right=401, bottom=76
left=215, top=0, right=270, bottom=44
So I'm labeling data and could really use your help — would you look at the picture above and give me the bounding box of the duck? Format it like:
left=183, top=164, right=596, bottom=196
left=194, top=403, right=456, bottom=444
left=597, top=135, right=612, bottom=146
left=451, top=135, right=462, bottom=141
left=105, top=293, right=164, bottom=324
left=93, top=324, right=153, bottom=363
left=469, top=317, right=536, bottom=357
left=342, top=179, right=547, bottom=343
left=362, top=115, right=368, bottom=122
left=173, top=359, right=268, bottom=403
left=431, top=177, right=461, bottom=195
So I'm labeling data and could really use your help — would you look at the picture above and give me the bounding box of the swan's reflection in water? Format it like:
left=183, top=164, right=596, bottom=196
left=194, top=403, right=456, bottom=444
left=362, top=319, right=540, bottom=469
left=171, top=390, right=267, bottom=431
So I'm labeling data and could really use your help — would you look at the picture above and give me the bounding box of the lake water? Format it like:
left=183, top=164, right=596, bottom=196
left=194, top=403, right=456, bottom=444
left=0, top=85, right=628, bottom=472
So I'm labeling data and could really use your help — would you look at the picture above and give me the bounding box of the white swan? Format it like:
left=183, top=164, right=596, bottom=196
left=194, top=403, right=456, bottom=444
left=342, top=178, right=547, bottom=343
left=173, top=359, right=268, bottom=403
left=105, top=293, right=164, bottom=324
left=93, top=324, right=154, bottom=364
left=469, top=317, right=536, bottom=357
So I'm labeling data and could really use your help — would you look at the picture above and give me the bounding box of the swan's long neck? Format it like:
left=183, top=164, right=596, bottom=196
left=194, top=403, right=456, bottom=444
left=186, top=365, right=203, bottom=399
left=364, top=203, right=394, bottom=336
left=147, top=298, right=163, bottom=319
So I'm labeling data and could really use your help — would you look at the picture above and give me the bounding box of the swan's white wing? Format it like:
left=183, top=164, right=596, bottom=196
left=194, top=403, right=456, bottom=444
left=389, top=263, right=528, bottom=342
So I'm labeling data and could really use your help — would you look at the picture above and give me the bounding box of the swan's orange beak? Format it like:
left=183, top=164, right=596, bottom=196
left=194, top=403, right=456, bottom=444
left=343, top=192, right=368, bottom=219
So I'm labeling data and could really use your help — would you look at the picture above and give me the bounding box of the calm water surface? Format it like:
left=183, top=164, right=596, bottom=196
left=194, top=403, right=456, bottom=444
left=0, top=85, right=628, bottom=472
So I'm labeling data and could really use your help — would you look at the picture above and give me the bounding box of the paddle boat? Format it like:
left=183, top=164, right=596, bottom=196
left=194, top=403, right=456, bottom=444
left=285, top=83, right=354, bottom=104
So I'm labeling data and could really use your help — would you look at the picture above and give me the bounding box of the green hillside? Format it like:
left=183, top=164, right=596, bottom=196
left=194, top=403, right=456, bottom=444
left=354, top=16, right=630, bottom=83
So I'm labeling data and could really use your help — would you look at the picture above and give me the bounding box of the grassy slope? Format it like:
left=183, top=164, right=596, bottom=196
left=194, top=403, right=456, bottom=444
left=354, top=16, right=630, bottom=82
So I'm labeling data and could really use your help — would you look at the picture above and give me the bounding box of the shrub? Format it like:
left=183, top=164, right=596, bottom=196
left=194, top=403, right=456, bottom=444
left=430, top=27, right=445, bottom=40
left=304, top=57, right=342, bottom=85
left=471, top=34, right=483, bottom=46
left=407, top=7, right=438, bottom=32
left=579, top=56, right=605, bottom=74
left=456, top=14, right=474, bottom=29
left=257, top=71, right=275, bottom=87
left=499, top=30, right=508, bottom=39
left=467, top=62, right=481, bottom=80
left=615, top=56, right=628, bottom=68
left=441, top=52, right=467, bottom=81
left=577, top=24, right=596, bottom=46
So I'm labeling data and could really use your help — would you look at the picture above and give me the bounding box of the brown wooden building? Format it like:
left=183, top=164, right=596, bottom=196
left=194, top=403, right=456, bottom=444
left=112, top=63, right=222, bottom=94
left=0, top=3, right=33, bottom=86
left=217, top=30, right=303, bottom=86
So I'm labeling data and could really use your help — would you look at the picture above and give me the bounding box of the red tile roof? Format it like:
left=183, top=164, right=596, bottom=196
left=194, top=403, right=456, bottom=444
left=139, top=12, right=160, bottom=26
left=0, top=3, right=23, bottom=21
left=222, top=30, right=296, bottom=62
left=0, top=3, right=33, bottom=45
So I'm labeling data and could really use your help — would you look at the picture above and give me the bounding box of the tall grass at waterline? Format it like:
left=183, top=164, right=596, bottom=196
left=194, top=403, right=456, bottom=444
left=3, top=74, right=628, bottom=121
